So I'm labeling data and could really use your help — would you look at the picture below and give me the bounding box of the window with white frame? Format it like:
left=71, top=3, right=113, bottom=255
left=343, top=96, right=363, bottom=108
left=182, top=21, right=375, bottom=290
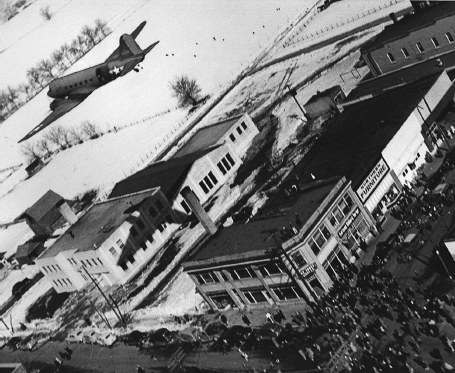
left=308, top=224, right=331, bottom=255
left=259, top=262, right=285, bottom=277
left=386, top=52, right=395, bottom=63
left=116, top=239, right=124, bottom=249
left=109, top=247, right=118, bottom=257
left=416, top=42, right=425, bottom=53
left=329, top=194, right=354, bottom=228
left=431, top=36, right=440, bottom=47
left=446, top=32, right=454, bottom=43
left=196, top=272, right=219, bottom=284
left=401, top=47, right=410, bottom=58
left=292, top=251, right=307, bottom=268
left=243, top=289, right=268, bottom=304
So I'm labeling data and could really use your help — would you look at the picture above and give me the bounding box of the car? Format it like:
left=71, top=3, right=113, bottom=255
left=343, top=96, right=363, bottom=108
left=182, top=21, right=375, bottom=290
left=219, top=325, right=252, bottom=347
left=65, top=330, right=84, bottom=344
left=18, top=339, right=37, bottom=351
left=96, top=332, right=117, bottom=347
left=142, top=328, right=175, bottom=348
left=12, top=278, right=32, bottom=297
left=119, top=330, right=147, bottom=346
left=82, top=330, right=99, bottom=344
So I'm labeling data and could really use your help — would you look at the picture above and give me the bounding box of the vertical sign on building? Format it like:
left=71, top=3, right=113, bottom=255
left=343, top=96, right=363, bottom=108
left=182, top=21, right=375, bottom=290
left=356, top=157, right=390, bottom=202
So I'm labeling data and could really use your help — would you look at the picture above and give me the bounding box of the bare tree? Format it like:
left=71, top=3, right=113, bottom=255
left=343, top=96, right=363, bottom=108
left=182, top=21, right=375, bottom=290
left=169, top=75, right=202, bottom=108
left=77, top=35, right=88, bottom=53
left=37, top=139, right=51, bottom=157
left=0, top=91, right=13, bottom=114
left=18, top=83, right=33, bottom=102
left=94, top=19, right=110, bottom=40
left=37, top=59, right=56, bottom=82
left=69, top=126, right=84, bottom=143
left=27, top=67, right=45, bottom=91
left=81, top=25, right=96, bottom=47
left=81, top=120, right=99, bottom=139
left=5, top=86, right=20, bottom=110
left=69, top=39, right=84, bottom=60
left=39, top=5, right=52, bottom=20
left=21, top=141, right=40, bottom=160
left=44, top=125, right=67, bottom=147
left=60, top=43, right=72, bottom=65
left=52, top=49, right=68, bottom=73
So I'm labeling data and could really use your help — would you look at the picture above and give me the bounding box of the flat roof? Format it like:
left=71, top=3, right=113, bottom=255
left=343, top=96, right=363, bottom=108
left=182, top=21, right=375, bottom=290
left=172, top=115, right=243, bottom=158
left=109, top=146, right=219, bottom=199
left=188, top=180, right=339, bottom=264
left=360, top=2, right=455, bottom=53
left=296, top=74, right=443, bottom=188
left=39, top=189, right=157, bottom=259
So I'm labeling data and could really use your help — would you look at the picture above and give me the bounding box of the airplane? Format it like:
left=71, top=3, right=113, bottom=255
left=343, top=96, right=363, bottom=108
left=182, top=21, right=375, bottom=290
left=19, top=21, right=159, bottom=143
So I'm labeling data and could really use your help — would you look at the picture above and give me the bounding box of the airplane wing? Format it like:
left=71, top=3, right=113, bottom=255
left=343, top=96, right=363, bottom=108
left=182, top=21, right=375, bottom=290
left=105, top=21, right=146, bottom=62
left=18, top=98, right=85, bottom=143
left=119, top=59, right=141, bottom=77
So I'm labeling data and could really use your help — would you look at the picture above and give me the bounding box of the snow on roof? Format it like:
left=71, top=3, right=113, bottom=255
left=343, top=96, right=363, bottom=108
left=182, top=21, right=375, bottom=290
left=305, top=86, right=342, bottom=105
left=39, top=189, right=158, bottom=259
left=172, top=115, right=244, bottom=158
left=0, top=221, right=35, bottom=259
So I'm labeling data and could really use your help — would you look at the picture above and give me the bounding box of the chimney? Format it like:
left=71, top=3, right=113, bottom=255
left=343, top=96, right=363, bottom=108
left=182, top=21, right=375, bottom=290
left=58, top=201, right=78, bottom=225
left=389, top=12, right=398, bottom=23
left=181, top=187, right=217, bottom=235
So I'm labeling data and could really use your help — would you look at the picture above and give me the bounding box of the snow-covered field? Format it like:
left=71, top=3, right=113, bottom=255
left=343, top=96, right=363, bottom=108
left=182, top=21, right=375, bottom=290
left=0, top=221, right=34, bottom=258
left=0, top=265, right=38, bottom=308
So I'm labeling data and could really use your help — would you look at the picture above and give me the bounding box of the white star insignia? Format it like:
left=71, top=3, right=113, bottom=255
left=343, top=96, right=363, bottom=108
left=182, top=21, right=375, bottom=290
left=110, top=66, right=121, bottom=75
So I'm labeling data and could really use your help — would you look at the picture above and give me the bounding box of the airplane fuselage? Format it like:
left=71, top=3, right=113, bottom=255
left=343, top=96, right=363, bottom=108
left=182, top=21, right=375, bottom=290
left=48, top=54, right=144, bottom=100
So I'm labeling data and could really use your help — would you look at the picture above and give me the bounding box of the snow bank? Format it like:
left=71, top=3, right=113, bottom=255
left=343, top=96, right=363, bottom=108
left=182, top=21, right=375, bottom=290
left=0, top=265, right=39, bottom=309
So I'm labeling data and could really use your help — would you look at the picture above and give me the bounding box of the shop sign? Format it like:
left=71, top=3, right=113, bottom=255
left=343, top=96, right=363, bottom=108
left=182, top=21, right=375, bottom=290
left=300, top=262, right=317, bottom=278
left=356, top=158, right=390, bottom=202
left=337, top=207, right=360, bottom=238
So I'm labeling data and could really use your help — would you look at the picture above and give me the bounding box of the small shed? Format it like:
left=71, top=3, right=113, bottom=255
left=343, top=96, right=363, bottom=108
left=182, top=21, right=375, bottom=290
left=15, top=241, right=46, bottom=266
left=304, top=85, right=346, bottom=119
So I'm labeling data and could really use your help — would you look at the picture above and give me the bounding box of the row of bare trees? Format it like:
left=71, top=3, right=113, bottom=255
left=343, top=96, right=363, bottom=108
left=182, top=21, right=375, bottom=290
left=0, top=19, right=110, bottom=122
left=21, top=121, right=100, bottom=160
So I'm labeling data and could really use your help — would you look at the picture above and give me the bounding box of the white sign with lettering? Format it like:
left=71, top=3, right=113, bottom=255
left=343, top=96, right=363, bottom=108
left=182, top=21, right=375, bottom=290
left=356, top=158, right=390, bottom=202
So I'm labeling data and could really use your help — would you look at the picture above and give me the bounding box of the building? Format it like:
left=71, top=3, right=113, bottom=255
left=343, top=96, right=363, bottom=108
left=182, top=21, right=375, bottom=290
left=18, top=190, right=78, bottom=235
left=36, top=188, right=181, bottom=292
left=0, top=363, right=27, bottom=373
left=111, top=113, right=259, bottom=217
left=295, top=71, right=455, bottom=220
left=303, top=85, right=346, bottom=119
left=360, top=2, right=455, bottom=77
left=15, top=240, right=46, bottom=266
left=183, top=177, right=374, bottom=310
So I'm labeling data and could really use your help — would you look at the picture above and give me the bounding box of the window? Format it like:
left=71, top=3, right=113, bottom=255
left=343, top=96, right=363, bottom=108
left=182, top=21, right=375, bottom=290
left=127, top=254, right=135, bottom=264
left=208, top=172, right=218, bottom=185
left=42, top=266, right=48, bottom=274
left=137, top=219, right=145, bottom=230
left=259, top=262, right=285, bottom=277
left=217, top=161, right=227, bottom=175
left=130, top=227, right=138, bottom=237
left=181, top=199, right=191, bottom=214
left=158, top=220, right=168, bottom=233
left=58, top=279, right=63, bottom=286
left=146, top=234, right=154, bottom=244
left=140, top=241, right=147, bottom=251
left=119, top=261, right=128, bottom=271
left=148, top=206, right=157, bottom=218
left=91, top=259, right=98, bottom=266
left=292, top=251, right=307, bottom=268
left=273, top=286, right=301, bottom=301
left=81, top=273, right=88, bottom=281
left=199, top=181, right=209, bottom=194
left=243, top=289, right=268, bottom=304
left=109, top=247, right=118, bottom=257
left=67, top=279, right=72, bottom=285
left=241, top=121, right=247, bottom=130
left=196, top=272, right=218, bottom=284
left=221, top=157, right=231, bottom=171
left=226, top=153, right=235, bottom=167
left=308, top=224, right=331, bottom=255
left=401, top=47, right=410, bottom=58
left=53, top=280, right=59, bottom=287
left=165, top=214, right=173, bottom=224
left=229, top=134, right=236, bottom=142
left=236, top=126, right=243, bottom=135
left=431, top=36, right=440, bottom=47
left=229, top=267, right=255, bottom=280
left=97, top=258, right=103, bottom=266
left=156, top=200, right=164, bottom=211
left=386, top=52, right=395, bottom=63
left=416, top=42, right=425, bottom=53
left=86, top=260, right=93, bottom=267
left=329, top=194, right=354, bottom=227
left=203, top=176, right=213, bottom=189
left=446, top=32, right=454, bottom=43
left=116, top=239, right=124, bottom=249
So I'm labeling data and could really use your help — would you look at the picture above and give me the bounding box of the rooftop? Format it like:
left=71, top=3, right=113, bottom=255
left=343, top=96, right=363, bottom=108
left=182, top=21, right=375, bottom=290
left=305, top=86, right=342, bottom=105
left=109, top=146, right=219, bottom=199
left=39, top=189, right=158, bottom=259
left=295, top=74, right=447, bottom=188
left=21, top=190, right=63, bottom=221
left=172, top=115, right=243, bottom=158
left=15, top=241, right=42, bottom=259
left=187, top=179, right=339, bottom=265
left=360, top=2, right=455, bottom=53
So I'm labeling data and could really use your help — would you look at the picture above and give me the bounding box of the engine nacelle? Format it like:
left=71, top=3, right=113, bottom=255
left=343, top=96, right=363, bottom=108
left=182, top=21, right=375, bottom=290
left=50, top=99, right=65, bottom=111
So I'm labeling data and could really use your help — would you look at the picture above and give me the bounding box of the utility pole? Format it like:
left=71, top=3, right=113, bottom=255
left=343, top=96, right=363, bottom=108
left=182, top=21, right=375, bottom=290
left=81, top=266, right=125, bottom=328
left=9, top=314, right=14, bottom=334
left=109, top=294, right=127, bottom=327
left=434, top=246, right=453, bottom=280
left=287, top=85, right=310, bottom=121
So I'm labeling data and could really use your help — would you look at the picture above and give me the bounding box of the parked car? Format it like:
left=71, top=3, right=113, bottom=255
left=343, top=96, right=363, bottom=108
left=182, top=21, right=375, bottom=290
left=96, top=332, right=117, bottom=347
left=219, top=325, right=252, bottom=347
left=65, top=330, right=84, bottom=344
left=7, top=336, right=22, bottom=350
left=142, top=328, right=175, bottom=348
left=83, top=331, right=99, bottom=344
left=119, top=330, right=147, bottom=346
left=19, top=338, right=37, bottom=351
left=12, top=278, right=32, bottom=297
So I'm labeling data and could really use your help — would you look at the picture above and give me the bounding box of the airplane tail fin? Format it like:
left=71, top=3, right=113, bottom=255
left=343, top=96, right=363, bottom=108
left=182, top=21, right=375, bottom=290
left=130, top=21, right=146, bottom=39
left=142, top=40, right=159, bottom=56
